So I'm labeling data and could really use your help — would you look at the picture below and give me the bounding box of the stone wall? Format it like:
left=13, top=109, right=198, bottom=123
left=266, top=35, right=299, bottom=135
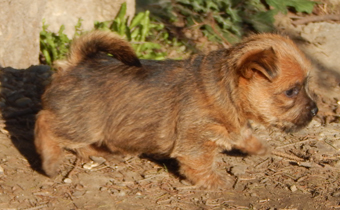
left=0, top=0, right=46, bottom=69
left=0, top=0, right=135, bottom=69
left=42, top=0, right=136, bottom=38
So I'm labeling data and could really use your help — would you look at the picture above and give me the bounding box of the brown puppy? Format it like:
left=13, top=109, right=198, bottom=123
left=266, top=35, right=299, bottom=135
left=35, top=31, right=318, bottom=189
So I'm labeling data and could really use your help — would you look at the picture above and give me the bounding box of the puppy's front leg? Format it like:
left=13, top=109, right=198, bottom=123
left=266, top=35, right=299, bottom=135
left=233, top=125, right=267, bottom=155
left=35, top=110, right=63, bottom=177
left=233, top=135, right=267, bottom=155
left=173, top=137, right=234, bottom=189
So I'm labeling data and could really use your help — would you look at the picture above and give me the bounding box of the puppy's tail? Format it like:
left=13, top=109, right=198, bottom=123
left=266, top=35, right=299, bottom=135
left=58, top=30, right=141, bottom=69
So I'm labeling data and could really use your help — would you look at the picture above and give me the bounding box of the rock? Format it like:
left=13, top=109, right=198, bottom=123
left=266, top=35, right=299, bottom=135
left=117, top=190, right=126, bottom=196
left=100, top=187, right=108, bottom=191
left=0, top=87, right=14, bottom=97
left=72, top=191, right=85, bottom=197
left=0, top=0, right=45, bottom=68
left=290, top=185, right=297, bottom=192
left=83, top=161, right=100, bottom=170
left=63, top=178, right=72, bottom=184
left=0, top=100, right=6, bottom=109
left=230, top=165, right=247, bottom=176
left=14, top=97, right=33, bottom=108
left=42, top=0, right=136, bottom=38
left=7, top=92, right=25, bottom=104
left=0, top=0, right=135, bottom=68
left=90, top=156, right=106, bottom=165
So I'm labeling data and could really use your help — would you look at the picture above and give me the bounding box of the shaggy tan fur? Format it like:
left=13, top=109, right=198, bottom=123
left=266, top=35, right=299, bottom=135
left=35, top=31, right=318, bottom=189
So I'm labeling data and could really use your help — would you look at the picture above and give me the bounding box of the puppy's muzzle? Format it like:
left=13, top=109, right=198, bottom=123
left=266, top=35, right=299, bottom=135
left=308, top=101, right=318, bottom=116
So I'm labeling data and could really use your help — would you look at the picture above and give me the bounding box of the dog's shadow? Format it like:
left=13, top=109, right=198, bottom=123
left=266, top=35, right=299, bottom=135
left=0, top=65, right=52, bottom=173
left=140, top=149, right=248, bottom=180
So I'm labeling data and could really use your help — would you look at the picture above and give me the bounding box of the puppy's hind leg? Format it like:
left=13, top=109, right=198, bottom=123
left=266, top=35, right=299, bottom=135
left=34, top=110, right=63, bottom=177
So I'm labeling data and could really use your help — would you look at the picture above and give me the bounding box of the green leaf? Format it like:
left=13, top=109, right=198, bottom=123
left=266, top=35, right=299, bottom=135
left=226, top=6, right=241, bottom=22
left=142, top=42, right=162, bottom=50
left=94, top=21, right=109, bottom=30
left=130, top=12, right=145, bottom=29
left=116, top=2, right=127, bottom=20
left=213, top=15, right=232, bottom=30
left=247, top=10, right=275, bottom=32
left=287, top=0, right=317, bottom=13
left=265, top=0, right=288, bottom=13
left=140, top=11, right=150, bottom=41
left=42, top=49, right=52, bottom=65
left=265, top=0, right=317, bottom=14
left=206, top=1, right=219, bottom=11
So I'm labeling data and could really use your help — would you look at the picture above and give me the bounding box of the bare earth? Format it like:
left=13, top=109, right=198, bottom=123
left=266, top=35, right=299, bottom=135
left=1, top=21, right=340, bottom=210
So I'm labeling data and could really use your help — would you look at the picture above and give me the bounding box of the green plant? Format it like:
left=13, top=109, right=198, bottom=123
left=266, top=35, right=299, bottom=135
left=40, top=19, right=83, bottom=65
left=94, top=2, right=171, bottom=60
left=40, top=3, right=179, bottom=65
left=40, top=21, right=70, bottom=65
left=244, top=0, right=318, bottom=32
left=156, top=0, right=318, bottom=44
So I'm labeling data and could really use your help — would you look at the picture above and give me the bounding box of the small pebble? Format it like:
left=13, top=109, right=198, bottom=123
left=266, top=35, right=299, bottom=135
left=230, top=165, right=247, bottom=176
left=334, top=160, right=340, bottom=168
left=0, top=101, right=6, bottom=109
left=290, top=185, right=297, bottom=192
left=83, top=161, right=100, bottom=170
left=90, top=156, right=106, bottom=165
left=117, top=191, right=126, bottom=196
left=250, top=193, right=258, bottom=197
left=100, top=187, right=107, bottom=191
left=0, top=165, right=4, bottom=174
left=72, top=191, right=85, bottom=197
left=298, top=162, right=313, bottom=168
left=63, top=178, right=72, bottom=184
left=317, top=132, right=325, bottom=141
left=0, top=87, right=14, bottom=97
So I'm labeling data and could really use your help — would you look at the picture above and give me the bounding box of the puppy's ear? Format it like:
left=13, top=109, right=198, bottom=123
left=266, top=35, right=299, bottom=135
left=237, top=47, right=278, bottom=81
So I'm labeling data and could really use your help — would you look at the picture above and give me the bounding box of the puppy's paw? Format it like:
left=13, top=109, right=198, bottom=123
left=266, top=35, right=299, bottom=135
left=195, top=173, right=235, bottom=190
left=41, top=155, right=61, bottom=178
left=234, top=135, right=267, bottom=155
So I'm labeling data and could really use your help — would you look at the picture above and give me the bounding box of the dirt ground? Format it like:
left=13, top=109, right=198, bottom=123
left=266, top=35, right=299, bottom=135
left=1, top=17, right=340, bottom=210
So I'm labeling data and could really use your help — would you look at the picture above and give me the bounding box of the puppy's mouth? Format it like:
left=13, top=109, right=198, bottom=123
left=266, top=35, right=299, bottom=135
left=273, top=102, right=318, bottom=133
left=276, top=117, right=314, bottom=133
left=281, top=124, right=305, bottom=133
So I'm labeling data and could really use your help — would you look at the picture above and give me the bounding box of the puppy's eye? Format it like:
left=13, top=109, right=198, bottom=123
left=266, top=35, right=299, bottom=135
left=285, top=87, right=299, bottom=97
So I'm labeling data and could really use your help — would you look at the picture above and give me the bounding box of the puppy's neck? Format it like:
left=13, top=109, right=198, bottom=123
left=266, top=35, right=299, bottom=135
left=195, top=49, right=247, bottom=128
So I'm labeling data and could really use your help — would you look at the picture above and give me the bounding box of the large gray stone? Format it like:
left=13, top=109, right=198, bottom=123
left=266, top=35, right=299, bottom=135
left=0, top=0, right=135, bottom=69
left=0, top=0, right=46, bottom=69
left=42, top=0, right=136, bottom=38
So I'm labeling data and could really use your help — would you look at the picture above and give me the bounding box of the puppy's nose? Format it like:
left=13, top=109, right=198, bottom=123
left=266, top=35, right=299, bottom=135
left=307, top=101, right=318, bottom=116
left=311, top=106, right=318, bottom=116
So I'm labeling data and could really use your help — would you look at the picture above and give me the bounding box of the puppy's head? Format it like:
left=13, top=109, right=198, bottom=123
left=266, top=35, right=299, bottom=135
left=235, top=34, right=318, bottom=132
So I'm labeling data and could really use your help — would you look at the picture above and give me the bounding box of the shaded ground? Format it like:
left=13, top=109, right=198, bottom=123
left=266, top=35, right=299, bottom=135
left=1, top=20, right=340, bottom=210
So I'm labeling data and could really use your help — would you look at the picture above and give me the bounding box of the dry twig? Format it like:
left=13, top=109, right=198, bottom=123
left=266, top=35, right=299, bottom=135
left=292, top=14, right=340, bottom=25
left=271, top=150, right=304, bottom=162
